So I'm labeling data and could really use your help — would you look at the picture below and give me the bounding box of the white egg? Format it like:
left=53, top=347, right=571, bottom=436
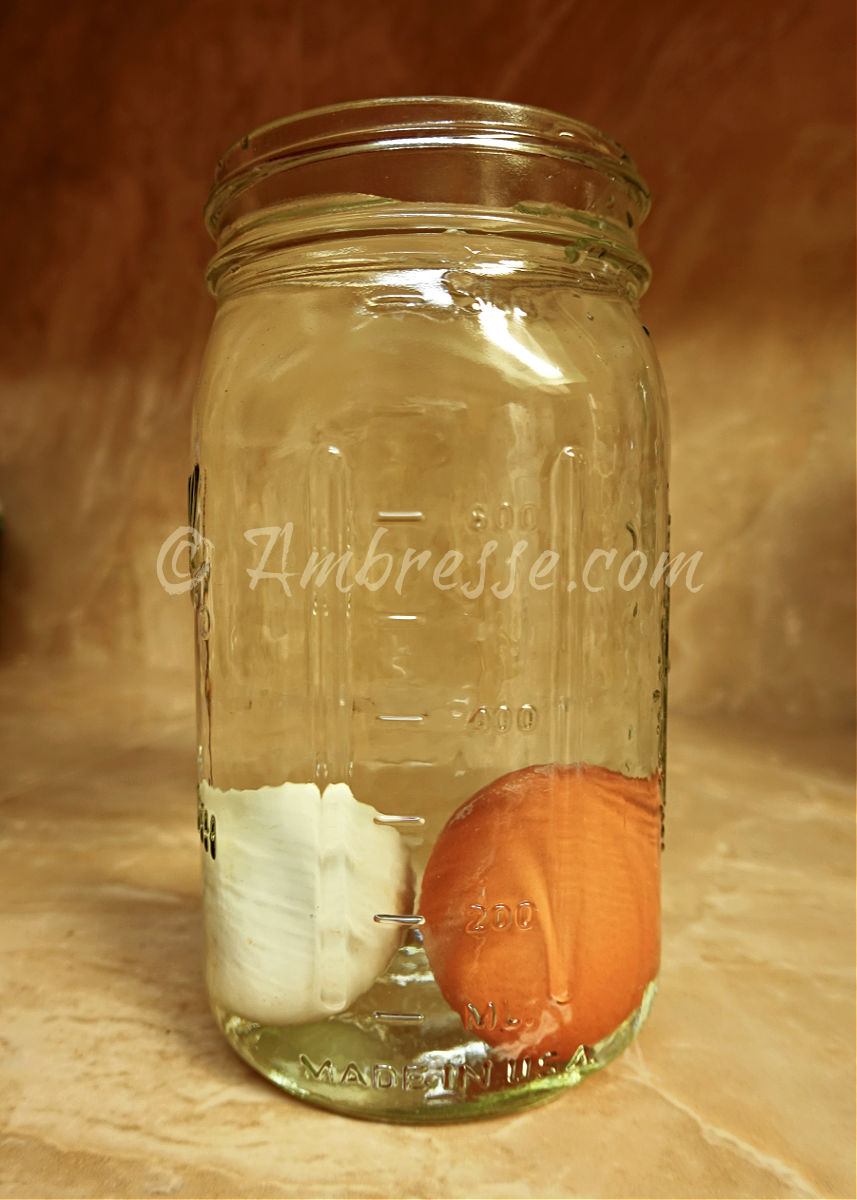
left=200, top=780, right=413, bottom=1025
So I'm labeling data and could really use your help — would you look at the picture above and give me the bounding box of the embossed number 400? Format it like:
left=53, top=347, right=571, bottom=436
left=465, top=902, right=536, bottom=933
left=469, top=704, right=538, bottom=732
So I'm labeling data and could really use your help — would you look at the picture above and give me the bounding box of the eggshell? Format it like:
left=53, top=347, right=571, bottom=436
left=201, top=780, right=413, bottom=1025
left=419, top=763, right=661, bottom=1058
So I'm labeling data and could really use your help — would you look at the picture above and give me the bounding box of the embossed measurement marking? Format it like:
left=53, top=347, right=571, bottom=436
left=373, top=913, right=425, bottom=926
left=375, top=510, right=425, bottom=523
left=465, top=901, right=537, bottom=932
left=372, top=1011, right=425, bottom=1023
left=376, top=713, right=425, bottom=723
left=373, top=814, right=426, bottom=827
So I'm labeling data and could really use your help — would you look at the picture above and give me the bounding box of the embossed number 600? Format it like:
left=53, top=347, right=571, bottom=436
left=469, top=503, right=539, bottom=531
left=465, top=902, right=536, bottom=933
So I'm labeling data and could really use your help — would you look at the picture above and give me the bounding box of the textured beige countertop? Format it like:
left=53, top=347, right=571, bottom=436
left=0, top=663, right=854, bottom=1200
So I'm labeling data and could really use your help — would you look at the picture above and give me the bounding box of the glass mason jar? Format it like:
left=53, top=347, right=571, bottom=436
left=189, top=97, right=669, bottom=1123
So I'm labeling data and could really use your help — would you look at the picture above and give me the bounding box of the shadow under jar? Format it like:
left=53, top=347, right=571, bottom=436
left=189, top=97, right=669, bottom=1123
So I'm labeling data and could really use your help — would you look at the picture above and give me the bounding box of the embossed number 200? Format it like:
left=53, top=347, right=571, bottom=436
left=465, top=902, right=536, bottom=933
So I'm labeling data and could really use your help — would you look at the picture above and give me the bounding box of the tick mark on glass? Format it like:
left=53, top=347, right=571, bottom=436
left=372, top=1011, right=425, bottom=1023
left=375, top=511, right=425, bottom=523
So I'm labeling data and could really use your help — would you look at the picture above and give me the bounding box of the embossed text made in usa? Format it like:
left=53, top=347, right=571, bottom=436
left=299, top=1051, right=561, bottom=1093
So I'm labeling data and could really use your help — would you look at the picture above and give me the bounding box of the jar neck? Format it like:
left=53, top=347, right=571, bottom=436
left=207, top=213, right=650, bottom=304
left=205, top=98, right=652, bottom=302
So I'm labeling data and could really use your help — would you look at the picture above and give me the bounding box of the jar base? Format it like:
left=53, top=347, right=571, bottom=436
left=213, top=972, right=658, bottom=1123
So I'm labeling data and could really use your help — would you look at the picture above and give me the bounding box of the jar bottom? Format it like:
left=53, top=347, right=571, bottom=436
left=212, top=950, right=658, bottom=1123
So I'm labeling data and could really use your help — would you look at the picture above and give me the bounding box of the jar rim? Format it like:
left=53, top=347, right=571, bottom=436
left=205, top=96, right=650, bottom=241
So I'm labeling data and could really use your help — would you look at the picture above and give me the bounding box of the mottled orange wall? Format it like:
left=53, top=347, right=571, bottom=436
left=0, top=0, right=853, bottom=728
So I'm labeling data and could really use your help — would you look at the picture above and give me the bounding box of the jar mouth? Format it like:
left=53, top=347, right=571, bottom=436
left=205, top=96, right=651, bottom=246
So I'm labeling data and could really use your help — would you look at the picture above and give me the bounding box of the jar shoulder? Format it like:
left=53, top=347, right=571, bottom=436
left=193, top=281, right=667, bottom=449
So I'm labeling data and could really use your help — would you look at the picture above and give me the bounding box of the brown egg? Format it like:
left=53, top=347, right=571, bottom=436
left=419, top=763, right=661, bottom=1059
